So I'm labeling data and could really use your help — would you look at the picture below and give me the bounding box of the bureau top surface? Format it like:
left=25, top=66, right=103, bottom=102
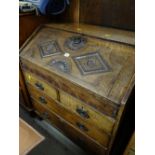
left=20, top=23, right=135, bottom=105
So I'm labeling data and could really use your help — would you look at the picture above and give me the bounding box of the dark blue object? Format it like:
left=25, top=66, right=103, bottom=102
left=23, top=0, right=69, bottom=15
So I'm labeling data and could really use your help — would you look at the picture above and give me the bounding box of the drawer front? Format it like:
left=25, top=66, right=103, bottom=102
left=24, top=71, right=57, bottom=100
left=32, top=100, right=107, bottom=155
left=60, top=90, right=115, bottom=134
left=28, top=85, right=110, bottom=147
left=20, top=59, right=118, bottom=118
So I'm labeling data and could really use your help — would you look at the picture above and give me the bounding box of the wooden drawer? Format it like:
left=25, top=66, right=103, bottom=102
left=20, top=58, right=118, bottom=118
left=60, top=90, right=115, bottom=134
left=24, top=71, right=57, bottom=100
left=32, top=99, right=107, bottom=155
left=27, top=85, right=110, bottom=147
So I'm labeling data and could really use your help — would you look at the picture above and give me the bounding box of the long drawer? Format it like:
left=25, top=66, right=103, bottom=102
left=24, top=71, right=115, bottom=134
left=32, top=99, right=107, bottom=155
left=60, top=90, right=115, bottom=134
left=27, top=84, right=110, bottom=148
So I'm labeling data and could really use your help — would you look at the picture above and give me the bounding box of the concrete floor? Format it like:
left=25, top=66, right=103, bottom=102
left=19, top=106, right=90, bottom=155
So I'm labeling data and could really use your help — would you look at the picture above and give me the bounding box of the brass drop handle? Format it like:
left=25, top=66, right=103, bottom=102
left=35, top=82, right=44, bottom=91
left=39, top=96, right=47, bottom=104
left=42, top=111, right=49, bottom=119
left=76, top=107, right=90, bottom=119
left=76, top=122, right=88, bottom=132
left=73, top=36, right=82, bottom=44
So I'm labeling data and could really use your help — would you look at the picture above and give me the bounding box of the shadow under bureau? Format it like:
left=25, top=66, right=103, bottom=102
left=20, top=23, right=135, bottom=155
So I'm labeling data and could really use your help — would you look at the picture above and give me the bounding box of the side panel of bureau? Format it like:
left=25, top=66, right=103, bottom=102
left=32, top=99, right=107, bottom=155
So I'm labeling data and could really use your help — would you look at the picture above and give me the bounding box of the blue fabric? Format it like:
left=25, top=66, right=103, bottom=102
left=23, top=0, right=69, bottom=15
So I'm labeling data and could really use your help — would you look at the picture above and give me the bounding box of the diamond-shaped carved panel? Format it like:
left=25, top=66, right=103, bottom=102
left=73, top=52, right=110, bottom=75
left=38, top=40, right=62, bottom=58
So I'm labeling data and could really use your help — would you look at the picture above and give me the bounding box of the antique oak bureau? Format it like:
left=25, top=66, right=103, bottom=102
left=20, top=23, right=135, bottom=155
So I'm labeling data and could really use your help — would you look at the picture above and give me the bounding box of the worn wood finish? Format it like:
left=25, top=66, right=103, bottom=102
left=32, top=100, right=107, bottom=155
left=19, top=66, right=32, bottom=110
left=21, top=58, right=118, bottom=117
left=79, top=0, right=135, bottom=31
left=20, top=23, right=134, bottom=110
left=45, top=23, right=135, bottom=45
left=60, top=90, right=115, bottom=134
left=27, top=84, right=110, bottom=148
left=19, top=14, right=51, bottom=47
left=24, top=70, right=115, bottom=134
left=20, top=23, right=135, bottom=154
left=24, top=72, right=57, bottom=100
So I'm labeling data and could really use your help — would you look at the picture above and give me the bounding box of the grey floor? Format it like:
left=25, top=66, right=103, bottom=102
left=20, top=106, right=90, bottom=155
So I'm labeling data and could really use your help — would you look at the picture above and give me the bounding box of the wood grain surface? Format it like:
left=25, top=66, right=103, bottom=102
left=79, top=0, right=135, bottom=30
left=27, top=84, right=110, bottom=148
left=32, top=100, right=107, bottom=155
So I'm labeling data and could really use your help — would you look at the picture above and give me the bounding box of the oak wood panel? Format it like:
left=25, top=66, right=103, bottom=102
left=79, top=0, right=135, bottom=31
left=19, top=15, right=50, bottom=47
left=24, top=71, right=115, bottom=134
left=20, top=25, right=134, bottom=106
left=24, top=72, right=57, bottom=100
left=32, top=100, right=107, bottom=155
left=19, top=66, right=32, bottom=110
left=60, top=90, right=115, bottom=134
left=27, top=84, right=110, bottom=148
left=45, top=23, right=135, bottom=45
left=19, top=23, right=135, bottom=154
left=20, top=58, right=118, bottom=118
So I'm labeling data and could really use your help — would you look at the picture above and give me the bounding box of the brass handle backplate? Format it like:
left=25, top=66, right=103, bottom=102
left=76, top=107, right=90, bottom=119
left=39, top=96, right=47, bottom=104
left=35, top=82, right=44, bottom=91
left=76, top=122, right=88, bottom=132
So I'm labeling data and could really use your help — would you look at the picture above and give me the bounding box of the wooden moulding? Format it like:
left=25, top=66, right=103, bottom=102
left=45, top=23, right=135, bottom=46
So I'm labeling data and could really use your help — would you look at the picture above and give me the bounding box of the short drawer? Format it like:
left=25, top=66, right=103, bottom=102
left=28, top=85, right=110, bottom=148
left=32, top=99, right=107, bottom=155
left=24, top=71, right=57, bottom=100
left=60, top=90, right=115, bottom=134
